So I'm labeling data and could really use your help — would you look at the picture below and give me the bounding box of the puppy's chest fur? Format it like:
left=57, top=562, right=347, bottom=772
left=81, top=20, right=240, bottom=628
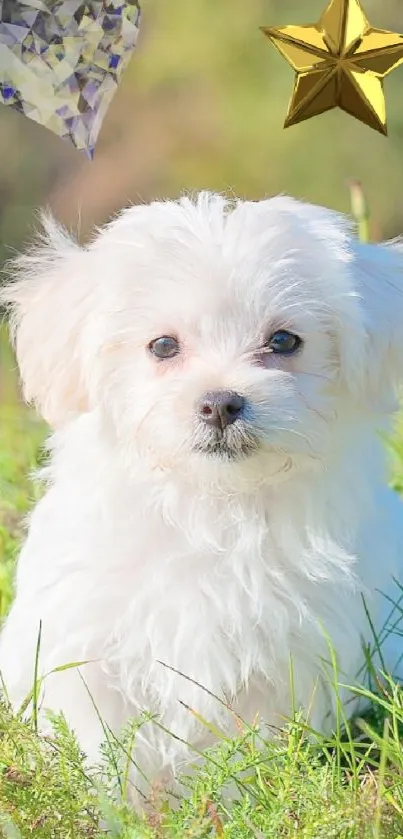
left=97, top=484, right=360, bottom=727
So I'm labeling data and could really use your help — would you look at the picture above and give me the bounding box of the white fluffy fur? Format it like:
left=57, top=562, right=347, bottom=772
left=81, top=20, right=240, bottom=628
left=1, top=192, right=403, bottom=802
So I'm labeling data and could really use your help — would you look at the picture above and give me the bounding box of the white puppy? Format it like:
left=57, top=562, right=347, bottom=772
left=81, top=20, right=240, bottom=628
left=0, top=192, right=403, bottom=799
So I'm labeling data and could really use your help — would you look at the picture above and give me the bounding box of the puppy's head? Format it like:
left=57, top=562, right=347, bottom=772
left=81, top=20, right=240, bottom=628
left=2, top=193, right=403, bottom=487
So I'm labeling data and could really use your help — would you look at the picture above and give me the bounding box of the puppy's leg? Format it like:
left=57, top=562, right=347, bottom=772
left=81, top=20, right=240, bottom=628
left=38, top=664, right=125, bottom=765
left=0, top=601, right=125, bottom=766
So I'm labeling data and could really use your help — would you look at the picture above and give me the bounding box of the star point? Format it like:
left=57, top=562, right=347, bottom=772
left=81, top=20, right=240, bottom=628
left=262, top=0, right=403, bottom=134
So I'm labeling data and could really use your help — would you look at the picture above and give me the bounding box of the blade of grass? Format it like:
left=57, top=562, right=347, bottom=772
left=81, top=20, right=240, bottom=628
left=348, top=179, right=370, bottom=243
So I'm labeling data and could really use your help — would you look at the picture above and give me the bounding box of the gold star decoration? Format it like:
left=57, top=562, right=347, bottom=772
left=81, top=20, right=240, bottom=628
left=261, top=0, right=403, bottom=134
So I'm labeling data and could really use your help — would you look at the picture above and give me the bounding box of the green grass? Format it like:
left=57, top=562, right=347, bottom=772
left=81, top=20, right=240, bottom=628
left=0, top=397, right=402, bottom=837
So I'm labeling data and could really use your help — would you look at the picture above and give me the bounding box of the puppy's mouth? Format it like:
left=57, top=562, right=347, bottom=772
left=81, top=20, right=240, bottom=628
left=192, top=425, right=259, bottom=461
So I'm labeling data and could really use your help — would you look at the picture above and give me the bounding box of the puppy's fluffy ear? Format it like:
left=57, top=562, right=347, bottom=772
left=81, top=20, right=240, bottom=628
left=343, top=238, right=403, bottom=410
left=0, top=214, right=97, bottom=427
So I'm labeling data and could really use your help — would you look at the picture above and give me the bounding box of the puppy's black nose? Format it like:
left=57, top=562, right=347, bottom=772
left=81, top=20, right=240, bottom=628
left=198, top=390, right=245, bottom=430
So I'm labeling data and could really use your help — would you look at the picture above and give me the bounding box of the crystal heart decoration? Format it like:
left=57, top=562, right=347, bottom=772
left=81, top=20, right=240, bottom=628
left=0, top=1, right=141, bottom=158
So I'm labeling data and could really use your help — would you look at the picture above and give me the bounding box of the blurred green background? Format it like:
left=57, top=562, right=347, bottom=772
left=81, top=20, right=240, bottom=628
left=1, top=0, right=403, bottom=402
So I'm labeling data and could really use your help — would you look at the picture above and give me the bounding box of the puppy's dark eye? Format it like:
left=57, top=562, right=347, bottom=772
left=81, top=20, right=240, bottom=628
left=267, top=330, right=302, bottom=355
left=148, top=336, right=180, bottom=359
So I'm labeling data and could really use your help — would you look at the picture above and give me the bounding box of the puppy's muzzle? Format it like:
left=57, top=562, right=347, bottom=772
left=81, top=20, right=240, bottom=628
left=197, top=390, right=245, bottom=431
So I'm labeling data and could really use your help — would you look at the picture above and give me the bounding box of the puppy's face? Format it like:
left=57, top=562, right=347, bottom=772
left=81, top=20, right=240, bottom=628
left=99, top=202, right=342, bottom=480
left=4, top=194, right=403, bottom=488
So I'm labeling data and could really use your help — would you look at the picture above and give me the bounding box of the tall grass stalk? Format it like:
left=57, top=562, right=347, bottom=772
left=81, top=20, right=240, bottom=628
left=348, top=179, right=371, bottom=243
